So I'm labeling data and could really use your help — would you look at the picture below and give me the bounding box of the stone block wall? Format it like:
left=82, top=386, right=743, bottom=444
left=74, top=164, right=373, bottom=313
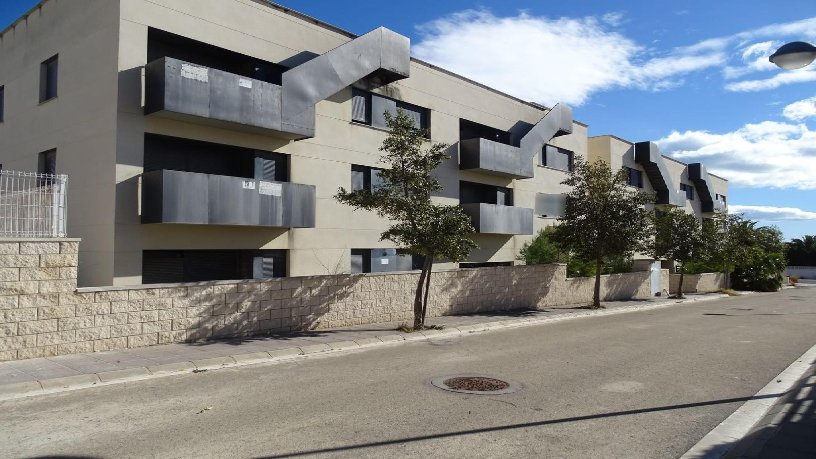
left=669, top=273, right=727, bottom=294
left=1, top=239, right=663, bottom=361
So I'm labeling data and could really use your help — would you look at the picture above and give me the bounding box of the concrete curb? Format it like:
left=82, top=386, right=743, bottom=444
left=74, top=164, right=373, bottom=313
left=0, top=292, right=744, bottom=402
left=681, top=342, right=816, bottom=459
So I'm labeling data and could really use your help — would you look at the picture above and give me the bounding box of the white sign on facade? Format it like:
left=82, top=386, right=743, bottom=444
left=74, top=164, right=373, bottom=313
left=180, top=63, right=209, bottom=83
left=239, top=78, right=253, bottom=89
left=242, top=180, right=256, bottom=190
left=258, top=181, right=282, bottom=196
left=380, top=259, right=389, bottom=265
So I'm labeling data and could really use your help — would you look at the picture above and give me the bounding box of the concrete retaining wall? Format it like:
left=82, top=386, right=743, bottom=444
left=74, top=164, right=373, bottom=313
left=670, top=272, right=726, bottom=294
left=1, top=239, right=663, bottom=361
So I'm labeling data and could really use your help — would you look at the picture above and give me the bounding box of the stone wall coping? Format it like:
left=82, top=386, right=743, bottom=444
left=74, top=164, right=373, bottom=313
left=75, top=263, right=569, bottom=293
left=0, top=238, right=81, bottom=242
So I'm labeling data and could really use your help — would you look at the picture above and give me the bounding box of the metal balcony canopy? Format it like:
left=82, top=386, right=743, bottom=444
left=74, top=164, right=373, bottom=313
left=688, top=163, right=717, bottom=213
left=459, top=139, right=534, bottom=179
left=461, top=203, right=534, bottom=235
left=633, top=142, right=684, bottom=207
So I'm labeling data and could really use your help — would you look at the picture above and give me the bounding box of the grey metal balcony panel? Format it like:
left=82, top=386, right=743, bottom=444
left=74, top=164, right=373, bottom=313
left=519, top=103, right=574, bottom=174
left=459, top=138, right=534, bottom=179
left=145, top=57, right=287, bottom=136
left=461, top=203, right=534, bottom=235
left=141, top=170, right=315, bottom=228
left=633, top=142, right=684, bottom=207
left=281, top=27, right=411, bottom=137
left=535, top=193, right=566, bottom=218
left=687, top=163, right=718, bottom=213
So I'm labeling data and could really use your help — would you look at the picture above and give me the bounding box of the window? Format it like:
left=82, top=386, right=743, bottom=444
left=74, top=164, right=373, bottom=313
left=142, top=249, right=286, bottom=284
left=459, top=118, right=511, bottom=145
left=40, top=55, right=59, bottom=103
left=716, top=193, right=727, bottom=205
left=627, top=167, right=643, bottom=188
left=460, top=181, right=513, bottom=206
left=351, top=164, right=384, bottom=192
left=351, top=88, right=430, bottom=131
left=0, top=85, right=4, bottom=122
left=351, top=249, right=423, bottom=274
left=542, top=145, right=574, bottom=172
left=680, top=183, right=694, bottom=200
left=38, top=149, right=57, bottom=176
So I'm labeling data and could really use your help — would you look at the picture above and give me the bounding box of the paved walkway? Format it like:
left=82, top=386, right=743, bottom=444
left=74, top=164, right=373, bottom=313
left=0, top=293, right=731, bottom=399
left=726, top=362, right=816, bottom=459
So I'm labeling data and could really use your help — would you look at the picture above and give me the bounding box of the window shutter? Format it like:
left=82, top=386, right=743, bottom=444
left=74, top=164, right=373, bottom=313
left=351, top=89, right=369, bottom=123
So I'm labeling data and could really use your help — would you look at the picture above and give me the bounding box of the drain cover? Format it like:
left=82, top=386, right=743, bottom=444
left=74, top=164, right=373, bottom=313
left=431, top=375, right=521, bottom=395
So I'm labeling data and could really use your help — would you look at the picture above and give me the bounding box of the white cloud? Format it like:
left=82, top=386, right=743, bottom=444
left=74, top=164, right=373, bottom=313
left=783, top=96, right=816, bottom=121
left=729, top=205, right=816, bottom=221
left=412, top=9, right=816, bottom=104
left=412, top=10, right=725, bottom=106
left=656, top=121, right=816, bottom=189
left=725, top=68, right=816, bottom=92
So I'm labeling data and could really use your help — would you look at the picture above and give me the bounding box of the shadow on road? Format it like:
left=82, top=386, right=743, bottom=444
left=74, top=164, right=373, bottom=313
left=254, top=392, right=788, bottom=458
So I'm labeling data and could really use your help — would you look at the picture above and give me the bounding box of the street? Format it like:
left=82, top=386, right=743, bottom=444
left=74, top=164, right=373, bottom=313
left=1, top=288, right=815, bottom=458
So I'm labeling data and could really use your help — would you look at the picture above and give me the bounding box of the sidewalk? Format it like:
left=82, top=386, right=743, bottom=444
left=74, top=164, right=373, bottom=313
left=725, top=362, right=816, bottom=459
left=0, top=293, right=730, bottom=400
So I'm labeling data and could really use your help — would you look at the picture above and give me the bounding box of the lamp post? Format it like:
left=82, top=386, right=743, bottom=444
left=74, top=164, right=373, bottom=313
left=769, top=41, right=816, bottom=70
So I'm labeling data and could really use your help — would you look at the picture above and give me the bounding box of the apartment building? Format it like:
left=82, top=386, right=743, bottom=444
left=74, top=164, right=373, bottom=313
left=0, top=0, right=725, bottom=287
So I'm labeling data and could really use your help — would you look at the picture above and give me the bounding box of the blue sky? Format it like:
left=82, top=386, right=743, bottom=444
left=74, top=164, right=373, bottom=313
left=3, top=1, right=815, bottom=240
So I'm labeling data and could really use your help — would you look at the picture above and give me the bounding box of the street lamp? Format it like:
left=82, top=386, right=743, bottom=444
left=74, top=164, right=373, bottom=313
left=769, top=41, right=816, bottom=70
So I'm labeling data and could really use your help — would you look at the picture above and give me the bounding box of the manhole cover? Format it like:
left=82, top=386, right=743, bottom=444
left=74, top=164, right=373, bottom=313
left=431, top=375, right=521, bottom=395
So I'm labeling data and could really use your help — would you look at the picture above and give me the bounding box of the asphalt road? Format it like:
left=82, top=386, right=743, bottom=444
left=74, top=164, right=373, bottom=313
left=2, top=288, right=815, bottom=459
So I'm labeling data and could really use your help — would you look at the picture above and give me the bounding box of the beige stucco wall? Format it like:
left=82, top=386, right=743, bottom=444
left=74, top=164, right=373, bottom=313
left=0, top=238, right=660, bottom=361
left=0, top=0, right=121, bottom=287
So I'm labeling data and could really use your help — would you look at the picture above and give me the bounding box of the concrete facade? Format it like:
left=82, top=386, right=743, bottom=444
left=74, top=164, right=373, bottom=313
left=0, top=238, right=665, bottom=361
left=0, top=0, right=726, bottom=288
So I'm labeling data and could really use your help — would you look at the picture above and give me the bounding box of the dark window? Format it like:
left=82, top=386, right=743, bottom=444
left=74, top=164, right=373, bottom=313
left=680, top=183, right=694, bottom=200
left=351, top=88, right=430, bottom=131
left=716, top=193, right=727, bottom=204
left=0, top=85, right=4, bottom=122
left=459, top=118, right=511, bottom=145
left=39, top=55, right=59, bottom=103
left=147, top=28, right=287, bottom=85
left=542, top=145, right=574, bottom=172
left=460, top=181, right=513, bottom=206
left=351, top=248, right=422, bottom=274
left=38, top=149, right=57, bottom=176
left=627, top=167, right=643, bottom=188
left=142, top=249, right=286, bottom=284
left=144, top=134, right=289, bottom=181
left=351, top=164, right=384, bottom=192
left=460, top=261, right=513, bottom=269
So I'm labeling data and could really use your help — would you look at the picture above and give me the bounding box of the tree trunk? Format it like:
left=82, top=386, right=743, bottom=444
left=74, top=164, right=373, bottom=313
left=593, top=258, right=603, bottom=309
left=413, top=260, right=429, bottom=330
left=420, top=257, right=434, bottom=328
left=677, top=265, right=686, bottom=299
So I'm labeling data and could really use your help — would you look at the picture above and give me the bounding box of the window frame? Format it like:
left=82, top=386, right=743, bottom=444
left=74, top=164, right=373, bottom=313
left=0, top=85, right=5, bottom=122
left=38, top=149, right=57, bottom=176
left=351, top=164, right=385, bottom=192
left=680, top=183, right=695, bottom=200
left=626, top=167, right=643, bottom=188
left=350, top=88, right=430, bottom=132
left=39, top=54, right=59, bottom=103
left=542, top=145, right=574, bottom=172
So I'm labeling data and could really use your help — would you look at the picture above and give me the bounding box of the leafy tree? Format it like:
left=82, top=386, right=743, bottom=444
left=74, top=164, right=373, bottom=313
left=335, top=110, right=477, bottom=330
left=787, top=235, right=816, bottom=266
left=651, top=208, right=705, bottom=298
left=731, top=224, right=787, bottom=292
left=551, top=159, right=654, bottom=308
left=701, top=213, right=756, bottom=289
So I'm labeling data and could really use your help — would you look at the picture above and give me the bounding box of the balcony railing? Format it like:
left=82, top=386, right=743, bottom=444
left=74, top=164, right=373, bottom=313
left=460, top=203, right=533, bottom=235
left=141, top=170, right=315, bottom=228
left=459, top=138, right=534, bottom=179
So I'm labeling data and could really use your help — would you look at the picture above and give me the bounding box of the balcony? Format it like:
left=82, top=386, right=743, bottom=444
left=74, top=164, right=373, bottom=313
left=145, top=57, right=293, bottom=137
left=459, top=138, right=534, bottom=179
left=141, top=170, right=315, bottom=228
left=634, top=142, right=685, bottom=207
left=460, top=203, right=533, bottom=235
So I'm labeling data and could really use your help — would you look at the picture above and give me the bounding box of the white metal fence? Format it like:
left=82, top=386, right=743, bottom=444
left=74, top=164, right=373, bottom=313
left=0, top=170, right=68, bottom=238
